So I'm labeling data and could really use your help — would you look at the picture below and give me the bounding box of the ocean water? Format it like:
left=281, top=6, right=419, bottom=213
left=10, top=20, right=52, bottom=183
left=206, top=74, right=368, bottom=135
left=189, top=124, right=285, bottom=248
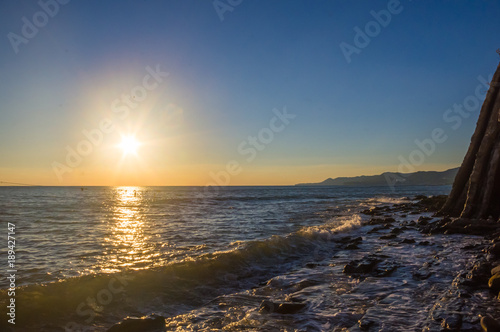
left=0, top=185, right=489, bottom=331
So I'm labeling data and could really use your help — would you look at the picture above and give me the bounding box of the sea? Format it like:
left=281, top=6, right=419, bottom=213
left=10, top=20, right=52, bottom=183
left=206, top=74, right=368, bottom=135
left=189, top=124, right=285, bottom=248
left=0, top=185, right=492, bottom=331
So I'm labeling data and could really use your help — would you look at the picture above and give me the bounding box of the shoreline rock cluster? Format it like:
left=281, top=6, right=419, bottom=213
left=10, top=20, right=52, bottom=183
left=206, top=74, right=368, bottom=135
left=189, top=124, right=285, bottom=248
left=359, top=195, right=500, bottom=332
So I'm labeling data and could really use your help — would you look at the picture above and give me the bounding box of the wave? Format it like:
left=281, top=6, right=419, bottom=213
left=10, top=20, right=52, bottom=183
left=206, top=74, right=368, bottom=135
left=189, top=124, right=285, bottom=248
left=0, top=213, right=367, bottom=330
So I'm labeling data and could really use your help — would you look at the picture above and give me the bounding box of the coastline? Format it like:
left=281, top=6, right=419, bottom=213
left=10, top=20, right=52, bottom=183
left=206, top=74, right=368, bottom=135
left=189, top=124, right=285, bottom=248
left=2, top=193, right=500, bottom=331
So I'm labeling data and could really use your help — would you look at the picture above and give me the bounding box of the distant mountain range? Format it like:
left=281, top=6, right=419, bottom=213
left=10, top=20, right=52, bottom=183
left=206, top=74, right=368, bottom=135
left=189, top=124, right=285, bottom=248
left=295, top=167, right=459, bottom=187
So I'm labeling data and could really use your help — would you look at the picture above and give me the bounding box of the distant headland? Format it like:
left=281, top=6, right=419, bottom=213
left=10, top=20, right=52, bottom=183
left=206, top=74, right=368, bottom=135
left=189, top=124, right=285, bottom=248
left=295, top=167, right=459, bottom=187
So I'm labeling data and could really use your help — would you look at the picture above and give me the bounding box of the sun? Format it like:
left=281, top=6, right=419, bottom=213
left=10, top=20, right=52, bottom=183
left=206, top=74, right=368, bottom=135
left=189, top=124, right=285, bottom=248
left=119, top=135, right=140, bottom=155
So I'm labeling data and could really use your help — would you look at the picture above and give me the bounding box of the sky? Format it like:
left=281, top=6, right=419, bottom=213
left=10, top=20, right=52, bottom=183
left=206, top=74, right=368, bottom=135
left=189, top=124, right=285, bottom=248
left=0, top=0, right=499, bottom=186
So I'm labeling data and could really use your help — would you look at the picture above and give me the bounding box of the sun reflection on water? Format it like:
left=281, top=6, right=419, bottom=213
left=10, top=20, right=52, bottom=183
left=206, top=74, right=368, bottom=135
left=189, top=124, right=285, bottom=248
left=100, top=186, right=156, bottom=273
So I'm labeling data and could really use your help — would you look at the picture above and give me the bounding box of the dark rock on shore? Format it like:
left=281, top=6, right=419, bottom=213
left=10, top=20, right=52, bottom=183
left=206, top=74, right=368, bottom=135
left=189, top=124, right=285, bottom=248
left=369, top=217, right=395, bottom=225
left=379, top=234, right=397, bottom=240
left=368, top=225, right=386, bottom=233
left=107, top=315, right=166, bottom=332
left=419, top=217, right=500, bottom=236
left=415, top=195, right=448, bottom=212
left=358, top=316, right=376, bottom=331
left=343, top=255, right=398, bottom=277
left=343, top=256, right=381, bottom=275
left=441, top=314, right=462, bottom=331
left=462, top=259, right=490, bottom=288
left=338, top=236, right=363, bottom=249
left=391, top=227, right=404, bottom=234
left=259, top=300, right=307, bottom=314
left=418, top=216, right=433, bottom=223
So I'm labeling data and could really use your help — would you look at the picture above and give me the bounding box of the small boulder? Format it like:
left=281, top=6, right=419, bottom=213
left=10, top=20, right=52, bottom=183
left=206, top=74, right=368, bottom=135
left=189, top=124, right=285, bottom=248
left=441, top=314, right=462, bottom=331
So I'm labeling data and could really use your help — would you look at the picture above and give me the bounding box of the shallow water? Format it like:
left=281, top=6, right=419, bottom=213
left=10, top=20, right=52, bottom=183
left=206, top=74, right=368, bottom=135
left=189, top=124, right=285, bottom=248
left=2, top=185, right=491, bottom=331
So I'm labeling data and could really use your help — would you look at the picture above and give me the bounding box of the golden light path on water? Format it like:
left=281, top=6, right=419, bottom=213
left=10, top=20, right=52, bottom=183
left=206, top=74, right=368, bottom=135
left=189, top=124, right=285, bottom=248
left=99, top=187, right=160, bottom=274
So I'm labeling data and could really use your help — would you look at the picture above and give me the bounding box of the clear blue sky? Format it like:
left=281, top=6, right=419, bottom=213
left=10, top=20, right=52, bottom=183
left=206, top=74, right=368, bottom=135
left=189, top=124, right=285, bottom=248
left=0, top=0, right=499, bottom=185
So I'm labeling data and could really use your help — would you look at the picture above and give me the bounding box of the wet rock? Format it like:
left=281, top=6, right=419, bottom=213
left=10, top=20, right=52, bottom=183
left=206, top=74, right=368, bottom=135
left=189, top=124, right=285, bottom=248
left=441, top=314, right=462, bottom=331
left=419, top=241, right=431, bottom=246
left=379, top=234, right=397, bottom=240
left=418, top=216, right=433, bottom=223
left=488, top=274, right=500, bottom=293
left=343, top=255, right=397, bottom=277
left=338, top=236, right=362, bottom=244
left=259, top=300, right=307, bottom=314
left=361, top=208, right=383, bottom=216
left=293, top=279, right=322, bottom=291
left=338, top=236, right=362, bottom=249
left=418, top=218, right=454, bottom=234
left=305, top=263, right=318, bottom=268
left=416, top=195, right=447, bottom=212
left=368, top=226, right=384, bottom=233
left=481, top=315, right=500, bottom=332
left=442, top=218, right=500, bottom=236
left=391, top=227, right=403, bottom=234
left=462, top=259, right=490, bottom=288
left=328, top=312, right=363, bottom=329
left=358, top=317, right=376, bottom=331
left=345, top=243, right=359, bottom=250
left=413, top=268, right=432, bottom=280
left=373, top=260, right=399, bottom=277
left=401, top=238, right=416, bottom=244
left=343, top=256, right=381, bottom=275
left=107, top=315, right=166, bottom=332
left=491, top=265, right=500, bottom=275
left=369, top=217, right=395, bottom=225
left=462, top=243, right=480, bottom=250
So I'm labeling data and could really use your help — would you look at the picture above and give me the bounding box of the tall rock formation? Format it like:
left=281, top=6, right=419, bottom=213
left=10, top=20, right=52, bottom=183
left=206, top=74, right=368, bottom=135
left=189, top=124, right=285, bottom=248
left=440, top=59, right=500, bottom=219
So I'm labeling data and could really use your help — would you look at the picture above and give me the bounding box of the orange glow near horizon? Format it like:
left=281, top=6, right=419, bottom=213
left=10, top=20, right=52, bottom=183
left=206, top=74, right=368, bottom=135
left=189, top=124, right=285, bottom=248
left=0, top=163, right=461, bottom=187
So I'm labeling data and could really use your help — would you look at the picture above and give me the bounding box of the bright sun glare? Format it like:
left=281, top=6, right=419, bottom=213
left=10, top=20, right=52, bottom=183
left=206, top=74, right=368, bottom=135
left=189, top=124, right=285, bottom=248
left=119, top=136, right=140, bottom=155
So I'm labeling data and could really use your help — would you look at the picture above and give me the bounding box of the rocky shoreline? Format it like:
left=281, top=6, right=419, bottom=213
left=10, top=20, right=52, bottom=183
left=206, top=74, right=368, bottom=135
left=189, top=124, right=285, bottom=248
left=99, top=195, right=500, bottom=332
left=359, top=195, right=500, bottom=332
